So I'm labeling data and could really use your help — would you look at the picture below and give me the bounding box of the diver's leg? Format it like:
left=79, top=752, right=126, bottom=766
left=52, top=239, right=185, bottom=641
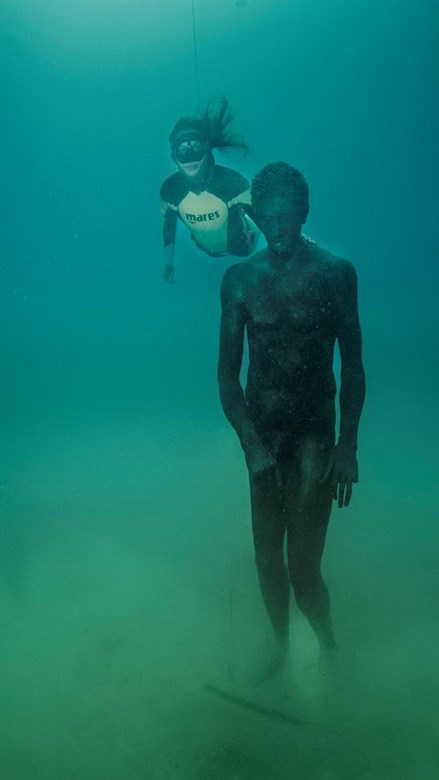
left=285, top=435, right=336, bottom=656
left=241, top=212, right=260, bottom=255
left=227, top=206, right=259, bottom=257
left=249, top=466, right=290, bottom=682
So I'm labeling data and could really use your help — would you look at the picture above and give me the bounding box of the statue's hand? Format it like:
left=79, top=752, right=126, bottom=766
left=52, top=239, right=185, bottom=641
left=320, top=442, right=358, bottom=508
left=245, top=443, right=276, bottom=475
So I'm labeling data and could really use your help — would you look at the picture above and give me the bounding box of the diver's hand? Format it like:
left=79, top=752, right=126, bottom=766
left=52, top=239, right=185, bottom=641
left=245, top=442, right=276, bottom=475
left=164, top=264, right=175, bottom=284
left=320, top=442, right=358, bottom=508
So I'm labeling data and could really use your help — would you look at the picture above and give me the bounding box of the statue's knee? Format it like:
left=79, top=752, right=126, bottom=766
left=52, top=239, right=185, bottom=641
left=289, top=562, right=320, bottom=597
left=254, top=544, right=283, bottom=574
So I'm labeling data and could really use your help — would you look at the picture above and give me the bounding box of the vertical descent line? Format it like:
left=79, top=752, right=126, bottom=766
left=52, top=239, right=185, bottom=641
left=191, top=0, right=202, bottom=113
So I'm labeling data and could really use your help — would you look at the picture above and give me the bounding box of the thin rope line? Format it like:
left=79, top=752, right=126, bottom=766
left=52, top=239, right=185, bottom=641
left=191, top=0, right=202, bottom=114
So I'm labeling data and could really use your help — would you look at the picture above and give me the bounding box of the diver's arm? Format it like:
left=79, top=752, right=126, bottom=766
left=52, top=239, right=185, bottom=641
left=163, top=243, right=176, bottom=283
left=218, top=267, right=274, bottom=473
left=161, top=200, right=178, bottom=283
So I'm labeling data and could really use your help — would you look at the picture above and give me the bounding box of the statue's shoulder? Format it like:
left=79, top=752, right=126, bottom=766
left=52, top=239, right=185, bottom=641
left=221, top=250, right=268, bottom=301
left=305, top=239, right=355, bottom=282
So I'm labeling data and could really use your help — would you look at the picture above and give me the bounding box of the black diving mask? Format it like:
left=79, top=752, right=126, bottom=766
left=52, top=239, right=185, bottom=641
left=173, top=136, right=207, bottom=163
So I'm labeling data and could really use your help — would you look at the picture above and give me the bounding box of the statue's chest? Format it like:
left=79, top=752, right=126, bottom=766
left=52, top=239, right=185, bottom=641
left=250, top=273, right=334, bottom=332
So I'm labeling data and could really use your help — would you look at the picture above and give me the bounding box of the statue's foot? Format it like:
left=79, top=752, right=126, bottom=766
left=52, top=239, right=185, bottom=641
left=249, top=641, right=290, bottom=687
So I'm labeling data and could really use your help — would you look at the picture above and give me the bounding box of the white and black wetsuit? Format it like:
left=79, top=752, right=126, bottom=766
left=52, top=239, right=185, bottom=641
left=160, top=159, right=254, bottom=258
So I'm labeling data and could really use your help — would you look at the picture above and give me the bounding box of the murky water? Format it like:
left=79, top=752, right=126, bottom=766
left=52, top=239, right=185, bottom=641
left=1, top=1, right=438, bottom=777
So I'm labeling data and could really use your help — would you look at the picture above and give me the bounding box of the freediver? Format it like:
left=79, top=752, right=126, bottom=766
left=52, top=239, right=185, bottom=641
left=159, top=98, right=258, bottom=283
left=218, top=162, right=366, bottom=684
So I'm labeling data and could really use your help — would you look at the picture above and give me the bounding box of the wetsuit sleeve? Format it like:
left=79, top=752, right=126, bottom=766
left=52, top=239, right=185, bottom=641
left=160, top=195, right=178, bottom=247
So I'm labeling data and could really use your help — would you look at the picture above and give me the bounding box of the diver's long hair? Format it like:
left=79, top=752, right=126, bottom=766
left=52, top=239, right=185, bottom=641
left=169, top=97, right=248, bottom=153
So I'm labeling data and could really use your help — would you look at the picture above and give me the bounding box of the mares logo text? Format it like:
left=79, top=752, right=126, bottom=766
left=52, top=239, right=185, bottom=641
left=185, top=211, right=220, bottom=223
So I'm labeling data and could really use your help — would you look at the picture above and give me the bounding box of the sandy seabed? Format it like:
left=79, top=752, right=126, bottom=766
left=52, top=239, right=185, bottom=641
left=1, top=396, right=438, bottom=780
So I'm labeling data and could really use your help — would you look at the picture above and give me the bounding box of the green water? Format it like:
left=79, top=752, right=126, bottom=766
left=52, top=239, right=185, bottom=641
left=1, top=0, right=438, bottom=777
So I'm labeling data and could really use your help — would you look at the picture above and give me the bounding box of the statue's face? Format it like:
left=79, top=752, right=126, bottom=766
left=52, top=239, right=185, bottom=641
left=254, top=193, right=303, bottom=256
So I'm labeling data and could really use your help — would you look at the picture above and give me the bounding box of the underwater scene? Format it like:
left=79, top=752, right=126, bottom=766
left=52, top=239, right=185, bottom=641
left=1, top=0, right=438, bottom=778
